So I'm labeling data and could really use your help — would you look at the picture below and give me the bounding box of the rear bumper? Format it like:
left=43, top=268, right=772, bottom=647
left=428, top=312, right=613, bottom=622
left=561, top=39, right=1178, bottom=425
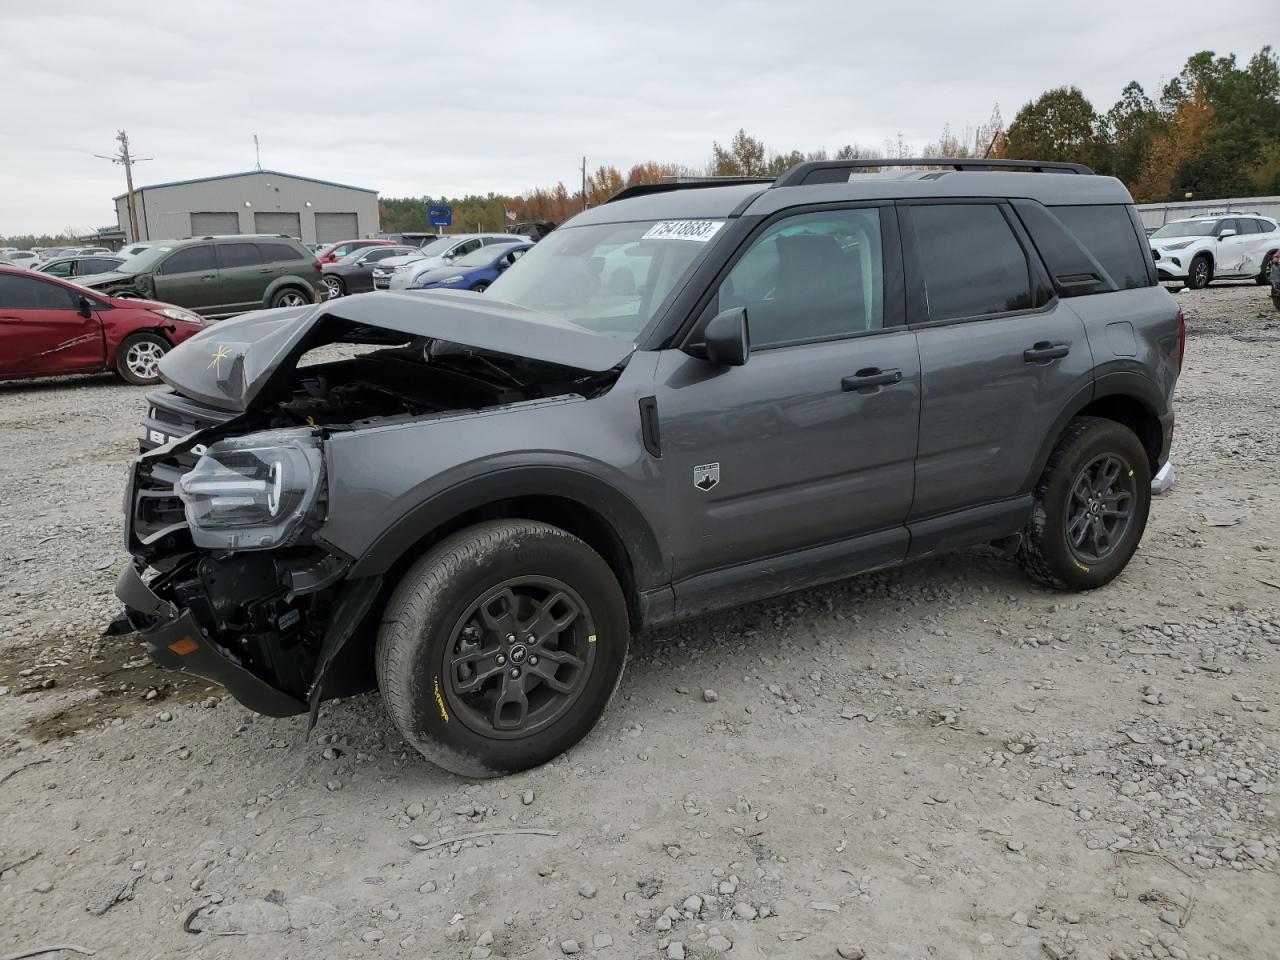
left=113, top=564, right=306, bottom=717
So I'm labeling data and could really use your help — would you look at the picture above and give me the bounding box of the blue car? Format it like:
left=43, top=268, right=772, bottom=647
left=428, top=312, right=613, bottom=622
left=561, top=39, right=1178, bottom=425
left=412, top=241, right=532, bottom=292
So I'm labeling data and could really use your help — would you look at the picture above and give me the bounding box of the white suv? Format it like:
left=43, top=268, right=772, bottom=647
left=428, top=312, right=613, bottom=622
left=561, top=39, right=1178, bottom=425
left=1149, top=213, right=1279, bottom=289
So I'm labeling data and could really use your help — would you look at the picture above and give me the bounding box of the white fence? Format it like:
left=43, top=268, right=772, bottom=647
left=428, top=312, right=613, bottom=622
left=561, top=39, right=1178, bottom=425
left=1136, top=196, right=1280, bottom=229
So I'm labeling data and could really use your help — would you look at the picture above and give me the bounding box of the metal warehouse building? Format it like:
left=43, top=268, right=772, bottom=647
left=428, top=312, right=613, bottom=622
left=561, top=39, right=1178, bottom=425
left=113, top=169, right=380, bottom=244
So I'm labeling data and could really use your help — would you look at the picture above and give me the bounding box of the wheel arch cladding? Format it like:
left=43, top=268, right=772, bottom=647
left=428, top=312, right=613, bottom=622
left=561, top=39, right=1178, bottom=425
left=346, top=468, right=667, bottom=632
left=1027, top=377, right=1165, bottom=489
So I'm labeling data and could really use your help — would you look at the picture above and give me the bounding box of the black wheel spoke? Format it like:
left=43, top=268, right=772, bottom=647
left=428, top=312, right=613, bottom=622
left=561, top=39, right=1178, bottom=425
left=527, top=647, right=585, bottom=695
left=478, top=588, right=520, bottom=639
left=491, top=675, right=530, bottom=731
left=524, top=590, right=581, bottom=643
left=1065, top=452, right=1138, bottom=564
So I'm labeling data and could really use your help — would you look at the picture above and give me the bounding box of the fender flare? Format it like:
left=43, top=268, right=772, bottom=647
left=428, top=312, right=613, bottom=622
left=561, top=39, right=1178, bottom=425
left=1022, top=368, right=1168, bottom=490
left=345, top=465, right=669, bottom=591
left=262, top=275, right=315, bottom=308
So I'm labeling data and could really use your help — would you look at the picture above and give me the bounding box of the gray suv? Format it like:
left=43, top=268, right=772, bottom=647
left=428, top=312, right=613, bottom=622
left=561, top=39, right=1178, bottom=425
left=111, top=158, right=1182, bottom=778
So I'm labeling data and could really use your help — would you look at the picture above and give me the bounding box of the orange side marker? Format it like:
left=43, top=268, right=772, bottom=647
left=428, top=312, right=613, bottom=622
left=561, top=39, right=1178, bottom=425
left=168, top=637, right=199, bottom=656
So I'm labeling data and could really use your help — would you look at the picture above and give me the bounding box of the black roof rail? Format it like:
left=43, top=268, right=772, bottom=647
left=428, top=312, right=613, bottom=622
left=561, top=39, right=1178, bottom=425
left=773, top=157, right=1093, bottom=187
left=606, top=177, right=774, bottom=204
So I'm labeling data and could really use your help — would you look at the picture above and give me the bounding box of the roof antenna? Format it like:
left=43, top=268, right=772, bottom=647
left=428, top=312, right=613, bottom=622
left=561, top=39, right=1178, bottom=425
left=254, top=134, right=262, bottom=171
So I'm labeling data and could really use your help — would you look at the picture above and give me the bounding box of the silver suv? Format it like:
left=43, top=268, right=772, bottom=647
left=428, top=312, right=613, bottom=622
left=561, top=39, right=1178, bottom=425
left=112, top=158, right=1183, bottom=777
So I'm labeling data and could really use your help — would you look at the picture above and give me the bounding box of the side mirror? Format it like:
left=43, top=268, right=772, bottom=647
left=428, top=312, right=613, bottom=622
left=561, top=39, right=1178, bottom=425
left=684, top=306, right=750, bottom=367
left=496, top=259, right=509, bottom=272
left=77, top=295, right=92, bottom=318
left=1218, top=229, right=1236, bottom=240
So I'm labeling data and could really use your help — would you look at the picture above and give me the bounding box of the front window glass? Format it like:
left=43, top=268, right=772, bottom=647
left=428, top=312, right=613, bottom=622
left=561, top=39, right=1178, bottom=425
left=486, top=220, right=719, bottom=338
left=455, top=245, right=515, bottom=267
left=116, top=245, right=174, bottom=274
left=1150, top=220, right=1217, bottom=239
left=158, top=245, right=215, bottom=275
left=417, top=237, right=457, bottom=257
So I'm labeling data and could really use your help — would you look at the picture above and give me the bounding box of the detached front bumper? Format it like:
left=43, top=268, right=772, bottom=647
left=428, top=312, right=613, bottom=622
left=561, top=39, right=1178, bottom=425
left=113, top=564, right=306, bottom=717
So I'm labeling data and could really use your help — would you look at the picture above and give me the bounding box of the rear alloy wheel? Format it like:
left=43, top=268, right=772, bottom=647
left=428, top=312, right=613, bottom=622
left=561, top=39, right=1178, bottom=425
left=116, top=332, right=170, bottom=385
left=1017, top=416, right=1151, bottom=590
left=271, top=287, right=310, bottom=309
left=376, top=520, right=629, bottom=777
left=323, top=275, right=345, bottom=299
left=1185, top=255, right=1211, bottom=290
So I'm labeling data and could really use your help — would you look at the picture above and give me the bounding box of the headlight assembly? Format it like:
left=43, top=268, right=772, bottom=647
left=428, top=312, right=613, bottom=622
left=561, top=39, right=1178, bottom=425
left=1160, top=240, right=1194, bottom=251
left=176, top=429, right=324, bottom=550
left=150, top=305, right=205, bottom=324
left=439, top=275, right=464, bottom=284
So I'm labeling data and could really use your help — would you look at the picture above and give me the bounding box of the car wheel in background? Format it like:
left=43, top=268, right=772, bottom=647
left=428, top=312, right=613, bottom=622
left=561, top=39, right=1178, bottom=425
left=1017, top=416, right=1151, bottom=591
left=1257, top=251, right=1277, bottom=285
left=376, top=520, right=630, bottom=778
left=472, top=282, right=490, bottom=293
left=323, top=276, right=345, bottom=299
left=271, top=287, right=310, bottom=309
left=1185, top=255, right=1212, bottom=290
left=116, top=332, right=170, bottom=385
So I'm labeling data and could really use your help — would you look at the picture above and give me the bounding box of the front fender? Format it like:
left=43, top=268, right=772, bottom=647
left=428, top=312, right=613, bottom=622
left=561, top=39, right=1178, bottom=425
left=341, top=462, right=667, bottom=591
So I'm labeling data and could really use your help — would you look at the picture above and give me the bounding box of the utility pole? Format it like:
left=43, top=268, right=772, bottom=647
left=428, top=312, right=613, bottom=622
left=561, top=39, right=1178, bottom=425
left=253, top=134, right=262, bottom=171
left=581, top=156, right=587, bottom=212
left=95, top=131, right=151, bottom=242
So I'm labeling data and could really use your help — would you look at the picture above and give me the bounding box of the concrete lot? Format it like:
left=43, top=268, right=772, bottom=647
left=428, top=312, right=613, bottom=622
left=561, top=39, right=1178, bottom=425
left=1, top=284, right=1277, bottom=960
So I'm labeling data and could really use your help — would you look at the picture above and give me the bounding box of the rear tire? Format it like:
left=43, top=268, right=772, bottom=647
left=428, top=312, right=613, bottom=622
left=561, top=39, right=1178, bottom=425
left=323, top=275, right=345, bottom=299
left=1017, top=417, right=1151, bottom=591
left=472, top=282, right=490, bottom=293
left=1184, top=255, right=1212, bottom=290
left=376, top=520, right=629, bottom=777
left=115, top=332, right=170, bottom=385
left=271, top=287, right=311, bottom=309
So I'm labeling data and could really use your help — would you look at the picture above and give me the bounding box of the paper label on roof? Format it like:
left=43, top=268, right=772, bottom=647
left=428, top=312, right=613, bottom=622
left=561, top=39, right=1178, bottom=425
left=641, top=220, right=725, bottom=243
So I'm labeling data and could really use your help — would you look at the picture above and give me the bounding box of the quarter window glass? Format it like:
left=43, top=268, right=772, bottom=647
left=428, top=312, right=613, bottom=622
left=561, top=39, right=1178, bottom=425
left=1050, top=205, right=1152, bottom=290
left=258, top=242, right=303, bottom=263
left=717, top=209, right=884, bottom=348
left=1257, top=219, right=1277, bottom=234
left=912, top=204, right=1032, bottom=320
left=159, top=245, right=215, bottom=275
left=217, top=243, right=261, bottom=268
left=0, top=274, right=77, bottom=309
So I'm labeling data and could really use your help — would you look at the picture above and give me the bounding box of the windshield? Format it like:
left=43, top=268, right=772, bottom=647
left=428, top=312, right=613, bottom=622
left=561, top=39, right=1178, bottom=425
left=116, top=245, right=174, bottom=274
left=454, top=244, right=520, bottom=267
left=1151, top=220, right=1217, bottom=239
left=485, top=220, right=720, bottom=338
left=418, top=236, right=458, bottom=257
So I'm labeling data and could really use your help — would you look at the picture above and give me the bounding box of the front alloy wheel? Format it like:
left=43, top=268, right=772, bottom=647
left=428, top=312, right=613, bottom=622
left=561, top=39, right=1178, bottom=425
left=376, top=520, right=630, bottom=777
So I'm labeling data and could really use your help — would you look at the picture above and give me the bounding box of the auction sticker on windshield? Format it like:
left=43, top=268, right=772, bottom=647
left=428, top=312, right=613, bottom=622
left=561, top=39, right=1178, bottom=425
left=642, top=220, right=725, bottom=242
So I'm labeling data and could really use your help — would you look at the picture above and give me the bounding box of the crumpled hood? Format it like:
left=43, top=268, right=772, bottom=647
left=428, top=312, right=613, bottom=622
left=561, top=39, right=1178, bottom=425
left=156, top=289, right=636, bottom=413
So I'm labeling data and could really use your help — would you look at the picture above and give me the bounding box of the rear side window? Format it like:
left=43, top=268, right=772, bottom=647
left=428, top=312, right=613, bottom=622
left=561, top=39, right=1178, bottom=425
left=1236, top=218, right=1259, bottom=235
left=0, top=274, right=77, bottom=309
left=1049, top=205, right=1152, bottom=290
left=216, top=243, right=262, bottom=268
left=910, top=204, right=1032, bottom=321
left=258, top=242, right=305, bottom=264
left=159, top=245, right=215, bottom=275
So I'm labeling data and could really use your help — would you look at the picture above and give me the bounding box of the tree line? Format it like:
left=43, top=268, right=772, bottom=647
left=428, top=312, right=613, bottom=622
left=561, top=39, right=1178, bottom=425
left=379, top=45, right=1277, bottom=235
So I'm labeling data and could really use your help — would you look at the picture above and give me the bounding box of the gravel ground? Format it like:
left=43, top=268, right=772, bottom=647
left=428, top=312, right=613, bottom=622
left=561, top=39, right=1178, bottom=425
left=1, top=283, right=1277, bottom=960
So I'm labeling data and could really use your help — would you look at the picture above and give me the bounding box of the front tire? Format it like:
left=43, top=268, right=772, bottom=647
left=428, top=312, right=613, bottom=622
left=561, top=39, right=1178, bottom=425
left=472, top=282, right=490, bottom=293
left=1257, top=251, right=1277, bottom=285
left=1185, top=255, right=1212, bottom=289
left=376, top=520, right=629, bottom=777
left=115, top=332, right=170, bottom=385
left=1017, top=417, right=1151, bottom=591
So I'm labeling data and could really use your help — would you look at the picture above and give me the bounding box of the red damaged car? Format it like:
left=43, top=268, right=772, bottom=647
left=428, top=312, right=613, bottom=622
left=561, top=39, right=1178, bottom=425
left=0, top=267, right=207, bottom=385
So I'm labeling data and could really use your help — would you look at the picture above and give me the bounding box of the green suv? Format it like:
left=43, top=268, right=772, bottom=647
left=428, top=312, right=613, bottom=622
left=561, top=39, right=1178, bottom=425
left=80, top=235, right=324, bottom=319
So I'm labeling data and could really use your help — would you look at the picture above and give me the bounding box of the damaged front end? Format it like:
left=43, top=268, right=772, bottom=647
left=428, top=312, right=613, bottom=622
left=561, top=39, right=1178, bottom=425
left=110, top=292, right=628, bottom=724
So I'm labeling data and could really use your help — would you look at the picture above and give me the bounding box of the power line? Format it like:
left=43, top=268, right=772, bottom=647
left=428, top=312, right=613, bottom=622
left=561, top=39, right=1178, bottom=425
left=95, top=131, right=151, bottom=241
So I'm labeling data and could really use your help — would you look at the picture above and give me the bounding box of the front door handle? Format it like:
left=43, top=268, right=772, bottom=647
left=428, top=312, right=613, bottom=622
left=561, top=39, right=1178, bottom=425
left=200, top=273, right=217, bottom=281
left=842, top=367, right=902, bottom=392
left=1023, top=341, right=1070, bottom=363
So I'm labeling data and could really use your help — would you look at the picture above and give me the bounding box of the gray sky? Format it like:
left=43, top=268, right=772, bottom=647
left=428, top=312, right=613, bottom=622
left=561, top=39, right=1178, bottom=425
left=0, top=0, right=1269, bottom=235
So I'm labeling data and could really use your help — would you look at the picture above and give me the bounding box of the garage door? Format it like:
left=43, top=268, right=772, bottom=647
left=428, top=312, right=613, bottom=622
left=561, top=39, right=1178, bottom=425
left=314, top=212, right=359, bottom=244
left=190, top=212, right=240, bottom=236
left=254, top=212, right=302, bottom=238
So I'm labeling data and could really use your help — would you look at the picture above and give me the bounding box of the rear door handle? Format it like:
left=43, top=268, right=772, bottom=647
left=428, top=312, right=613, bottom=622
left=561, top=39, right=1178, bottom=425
left=1023, top=341, right=1070, bottom=363
left=259, top=267, right=273, bottom=274
left=842, top=367, right=902, bottom=391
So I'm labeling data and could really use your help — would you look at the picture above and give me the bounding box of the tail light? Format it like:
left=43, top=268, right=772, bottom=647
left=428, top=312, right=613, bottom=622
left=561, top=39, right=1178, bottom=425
left=1176, top=309, right=1186, bottom=372
left=312, top=259, right=322, bottom=272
